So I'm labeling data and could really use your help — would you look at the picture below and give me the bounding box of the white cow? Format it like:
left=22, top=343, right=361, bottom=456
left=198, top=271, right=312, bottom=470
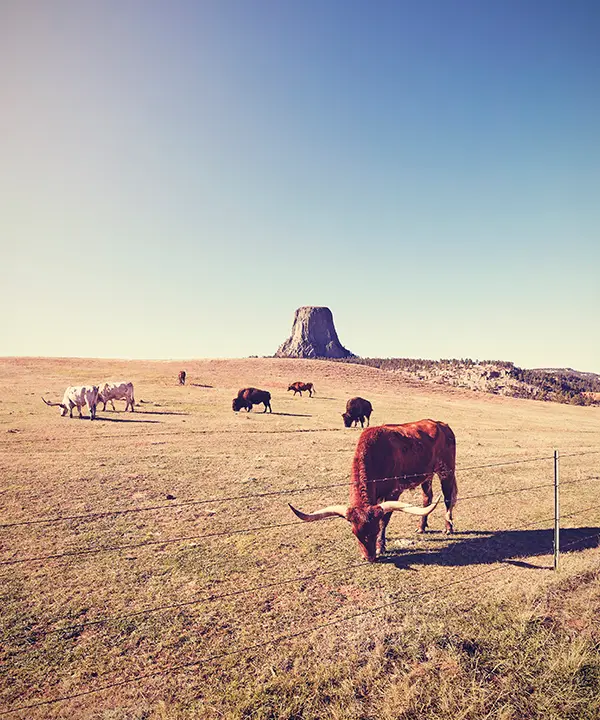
left=42, top=386, right=99, bottom=420
left=97, top=381, right=135, bottom=412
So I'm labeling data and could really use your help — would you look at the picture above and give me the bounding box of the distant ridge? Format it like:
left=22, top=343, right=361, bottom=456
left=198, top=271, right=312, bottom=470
left=331, top=358, right=600, bottom=406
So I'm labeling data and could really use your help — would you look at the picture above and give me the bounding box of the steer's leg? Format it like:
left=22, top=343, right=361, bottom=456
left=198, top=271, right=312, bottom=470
left=377, top=512, right=393, bottom=557
left=416, top=475, right=434, bottom=533
left=439, top=469, right=457, bottom=534
left=110, top=400, right=116, bottom=411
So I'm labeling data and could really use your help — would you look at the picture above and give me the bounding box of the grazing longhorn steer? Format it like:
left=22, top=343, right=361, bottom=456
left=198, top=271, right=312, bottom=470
left=42, top=386, right=99, bottom=420
left=178, top=370, right=186, bottom=386
left=288, top=382, right=315, bottom=397
left=232, top=387, right=272, bottom=413
left=342, top=397, right=373, bottom=428
left=97, top=381, right=135, bottom=412
left=289, top=419, right=457, bottom=562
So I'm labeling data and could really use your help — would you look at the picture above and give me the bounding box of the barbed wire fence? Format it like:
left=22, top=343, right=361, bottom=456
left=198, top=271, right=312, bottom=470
left=0, top=447, right=598, bottom=715
left=3, top=451, right=599, bottom=530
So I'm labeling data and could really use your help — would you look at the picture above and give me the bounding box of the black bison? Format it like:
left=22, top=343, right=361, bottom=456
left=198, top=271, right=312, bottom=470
left=288, top=382, right=315, bottom=397
left=232, top=387, right=272, bottom=413
left=290, top=419, right=457, bottom=561
left=342, top=397, right=373, bottom=428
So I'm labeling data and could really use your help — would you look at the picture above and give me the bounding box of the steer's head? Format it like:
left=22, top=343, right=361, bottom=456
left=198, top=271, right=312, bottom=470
left=287, top=385, right=294, bottom=392
left=289, top=494, right=442, bottom=562
left=346, top=506, right=386, bottom=561
left=341, top=412, right=353, bottom=428
left=232, top=397, right=242, bottom=412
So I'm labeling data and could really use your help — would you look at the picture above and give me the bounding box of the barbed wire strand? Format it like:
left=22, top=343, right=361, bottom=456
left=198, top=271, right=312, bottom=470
left=2, top=510, right=599, bottom=716
left=6, top=521, right=600, bottom=718
left=9, top=503, right=599, bottom=642
left=3, top=484, right=599, bottom=570
left=0, top=453, right=561, bottom=529
left=0, top=564, right=509, bottom=716
left=6, top=559, right=370, bottom=641
left=0, top=502, right=560, bottom=568
left=0, top=519, right=320, bottom=567
left=458, top=475, right=598, bottom=502
left=558, top=449, right=600, bottom=458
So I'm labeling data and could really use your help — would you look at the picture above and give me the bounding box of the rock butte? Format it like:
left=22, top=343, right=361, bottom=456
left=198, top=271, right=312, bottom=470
left=276, top=306, right=354, bottom=359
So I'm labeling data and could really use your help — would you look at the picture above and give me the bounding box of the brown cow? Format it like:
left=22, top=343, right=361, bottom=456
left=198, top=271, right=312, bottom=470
left=232, top=387, right=272, bottom=413
left=178, top=370, right=186, bottom=386
left=288, top=382, right=315, bottom=397
left=342, top=397, right=373, bottom=428
left=289, top=419, right=457, bottom=562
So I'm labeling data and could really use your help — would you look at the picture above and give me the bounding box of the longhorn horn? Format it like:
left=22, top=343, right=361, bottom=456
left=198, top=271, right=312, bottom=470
left=41, top=396, right=67, bottom=410
left=289, top=503, right=348, bottom=522
left=379, top=493, right=443, bottom=516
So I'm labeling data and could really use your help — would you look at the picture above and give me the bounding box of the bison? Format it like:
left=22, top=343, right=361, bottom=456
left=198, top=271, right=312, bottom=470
left=42, top=386, right=100, bottom=420
left=178, top=370, right=186, bottom=385
left=232, top=387, right=272, bottom=413
left=342, top=397, right=373, bottom=428
left=97, top=381, right=135, bottom=412
left=289, top=419, right=457, bottom=562
left=288, top=382, right=315, bottom=397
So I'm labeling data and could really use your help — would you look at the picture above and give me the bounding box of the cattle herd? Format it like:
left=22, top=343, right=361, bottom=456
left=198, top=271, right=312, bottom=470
left=41, top=372, right=458, bottom=562
left=42, top=382, right=134, bottom=420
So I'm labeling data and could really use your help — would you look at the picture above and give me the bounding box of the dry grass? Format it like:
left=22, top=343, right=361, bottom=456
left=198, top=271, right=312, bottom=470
left=1, top=356, right=600, bottom=719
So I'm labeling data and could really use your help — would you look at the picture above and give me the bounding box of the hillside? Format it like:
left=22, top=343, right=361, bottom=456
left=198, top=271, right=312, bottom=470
left=331, top=357, right=600, bottom=406
left=1, top=357, right=600, bottom=719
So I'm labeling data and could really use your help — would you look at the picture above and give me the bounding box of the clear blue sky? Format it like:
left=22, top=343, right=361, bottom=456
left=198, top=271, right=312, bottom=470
left=1, top=1, right=599, bottom=371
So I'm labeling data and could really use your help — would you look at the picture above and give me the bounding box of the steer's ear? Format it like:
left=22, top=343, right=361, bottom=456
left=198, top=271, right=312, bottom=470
left=289, top=503, right=348, bottom=522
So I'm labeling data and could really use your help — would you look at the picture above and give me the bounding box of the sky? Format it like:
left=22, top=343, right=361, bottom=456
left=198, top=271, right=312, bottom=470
left=1, top=0, right=599, bottom=372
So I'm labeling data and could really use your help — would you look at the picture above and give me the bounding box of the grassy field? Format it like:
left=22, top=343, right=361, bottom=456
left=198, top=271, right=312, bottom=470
left=1, top=356, right=600, bottom=719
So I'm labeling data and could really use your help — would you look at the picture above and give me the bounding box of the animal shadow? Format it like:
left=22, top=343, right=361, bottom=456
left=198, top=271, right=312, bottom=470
left=94, top=416, right=161, bottom=424
left=190, top=383, right=214, bottom=388
left=379, top=527, right=600, bottom=570
left=270, top=412, right=313, bottom=418
left=131, top=410, right=189, bottom=416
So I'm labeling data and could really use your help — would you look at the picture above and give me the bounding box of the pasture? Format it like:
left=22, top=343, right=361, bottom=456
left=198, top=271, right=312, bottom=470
left=1, top=356, right=600, bottom=719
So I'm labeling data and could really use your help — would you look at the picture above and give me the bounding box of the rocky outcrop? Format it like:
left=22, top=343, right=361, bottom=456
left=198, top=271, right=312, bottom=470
left=275, top=306, right=354, bottom=359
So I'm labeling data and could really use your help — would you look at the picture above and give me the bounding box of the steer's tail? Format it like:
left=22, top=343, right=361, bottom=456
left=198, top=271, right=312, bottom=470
left=41, top=396, right=67, bottom=410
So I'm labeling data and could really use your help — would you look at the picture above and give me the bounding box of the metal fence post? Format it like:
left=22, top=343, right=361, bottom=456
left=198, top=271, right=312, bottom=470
left=554, top=449, right=560, bottom=571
